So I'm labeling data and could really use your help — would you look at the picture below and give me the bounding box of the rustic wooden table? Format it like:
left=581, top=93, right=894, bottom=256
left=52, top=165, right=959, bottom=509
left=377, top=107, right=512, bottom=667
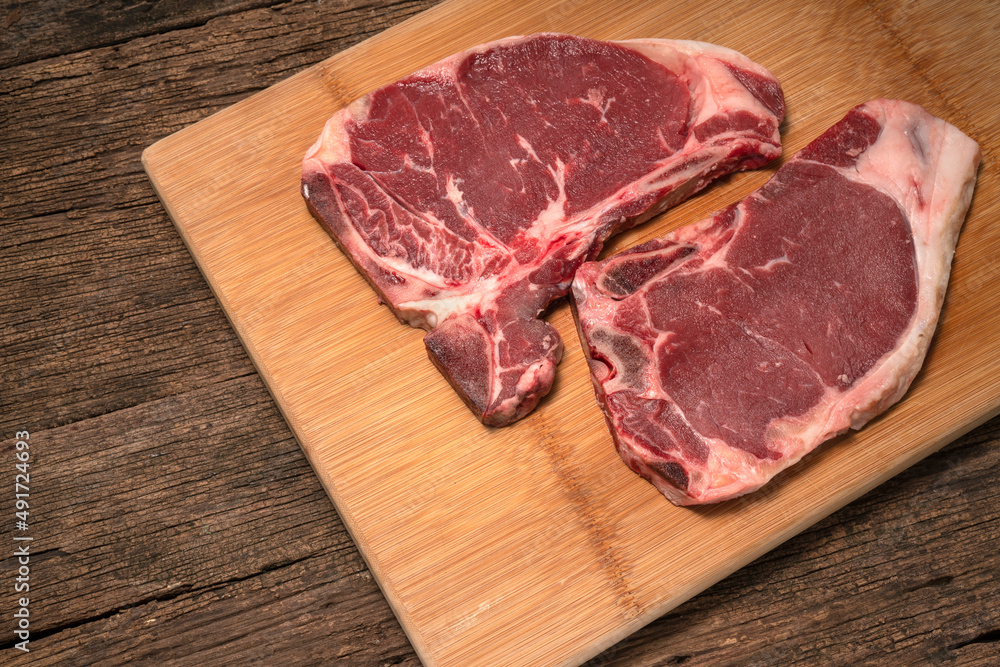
left=2, top=0, right=998, bottom=664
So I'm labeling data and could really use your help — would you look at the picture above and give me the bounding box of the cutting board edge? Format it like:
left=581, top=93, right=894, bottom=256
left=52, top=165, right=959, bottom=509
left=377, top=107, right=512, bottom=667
left=140, top=144, right=444, bottom=664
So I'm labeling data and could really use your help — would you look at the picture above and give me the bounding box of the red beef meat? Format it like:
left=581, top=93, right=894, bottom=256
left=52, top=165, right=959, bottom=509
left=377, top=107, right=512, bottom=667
left=572, top=99, right=980, bottom=504
left=303, top=33, right=784, bottom=425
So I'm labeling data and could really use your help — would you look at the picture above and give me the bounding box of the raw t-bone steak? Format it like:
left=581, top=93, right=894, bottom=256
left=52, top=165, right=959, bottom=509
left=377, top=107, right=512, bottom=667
left=572, top=99, right=980, bottom=505
left=302, top=33, right=784, bottom=425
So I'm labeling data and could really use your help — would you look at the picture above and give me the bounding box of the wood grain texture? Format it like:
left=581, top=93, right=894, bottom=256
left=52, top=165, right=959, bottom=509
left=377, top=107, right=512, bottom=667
left=141, top=1, right=1000, bottom=665
left=0, top=0, right=430, bottom=68
left=2, top=0, right=999, bottom=664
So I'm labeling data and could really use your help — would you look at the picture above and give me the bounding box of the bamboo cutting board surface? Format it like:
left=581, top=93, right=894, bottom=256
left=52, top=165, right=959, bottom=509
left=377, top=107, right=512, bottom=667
left=142, top=1, right=1000, bottom=665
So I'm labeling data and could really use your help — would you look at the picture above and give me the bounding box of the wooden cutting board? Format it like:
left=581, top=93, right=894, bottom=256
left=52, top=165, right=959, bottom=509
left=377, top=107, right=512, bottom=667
left=142, top=1, right=1000, bottom=665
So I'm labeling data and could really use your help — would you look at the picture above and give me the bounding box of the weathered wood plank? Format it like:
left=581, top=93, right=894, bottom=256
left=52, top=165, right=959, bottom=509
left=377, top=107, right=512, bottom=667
left=1, top=0, right=441, bottom=222
left=0, top=0, right=268, bottom=68
left=0, top=201, right=256, bottom=434
left=3, top=375, right=327, bottom=629
left=23, top=556, right=420, bottom=666
left=0, top=0, right=433, bottom=69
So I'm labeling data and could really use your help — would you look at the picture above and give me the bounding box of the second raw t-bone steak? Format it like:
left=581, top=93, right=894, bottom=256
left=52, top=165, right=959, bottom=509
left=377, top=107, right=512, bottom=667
left=572, top=99, right=980, bottom=504
left=302, top=33, right=784, bottom=425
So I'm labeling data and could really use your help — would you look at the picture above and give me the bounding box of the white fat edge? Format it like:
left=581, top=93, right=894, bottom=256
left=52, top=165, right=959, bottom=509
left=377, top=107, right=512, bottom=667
left=761, top=383, right=845, bottom=452
left=696, top=436, right=779, bottom=501
left=811, top=243, right=965, bottom=435
left=683, top=383, right=850, bottom=503
left=691, top=65, right=782, bottom=150
left=848, top=101, right=933, bottom=226
left=679, top=44, right=782, bottom=149
left=850, top=101, right=979, bottom=293
left=807, top=279, right=948, bottom=439
left=657, top=416, right=800, bottom=503
left=616, top=39, right=779, bottom=131
left=757, top=355, right=922, bottom=488
left=697, top=44, right=783, bottom=129
left=819, top=100, right=980, bottom=430
left=622, top=37, right=774, bottom=80
left=390, top=39, right=502, bottom=84
left=625, top=39, right=779, bottom=136
left=613, top=38, right=689, bottom=76
left=765, top=296, right=942, bottom=468
left=304, top=98, right=371, bottom=167
left=614, top=41, right=718, bottom=132
left=397, top=291, right=487, bottom=329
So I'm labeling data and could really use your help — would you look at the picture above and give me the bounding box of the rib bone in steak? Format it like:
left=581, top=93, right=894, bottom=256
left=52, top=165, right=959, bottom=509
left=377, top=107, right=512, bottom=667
left=572, top=99, right=980, bottom=504
left=302, top=33, right=784, bottom=425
